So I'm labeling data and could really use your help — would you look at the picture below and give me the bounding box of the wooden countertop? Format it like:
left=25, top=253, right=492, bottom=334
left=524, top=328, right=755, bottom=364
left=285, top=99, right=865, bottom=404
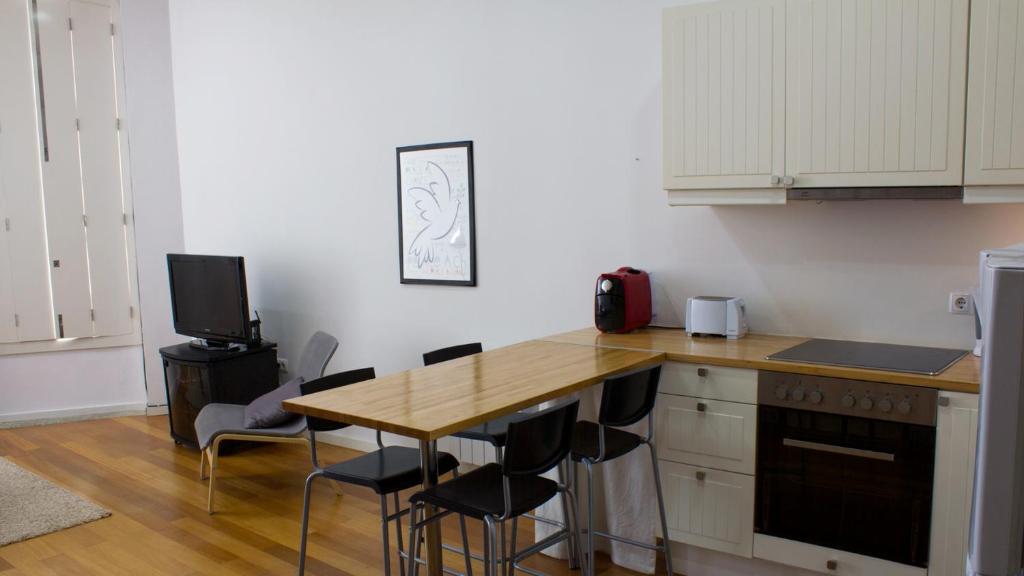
left=540, top=327, right=981, bottom=394
left=283, top=340, right=664, bottom=440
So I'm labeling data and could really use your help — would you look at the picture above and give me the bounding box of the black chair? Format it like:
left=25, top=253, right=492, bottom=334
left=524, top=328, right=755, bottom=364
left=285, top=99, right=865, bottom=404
left=569, top=364, right=672, bottom=576
left=423, top=343, right=529, bottom=461
left=405, top=400, right=585, bottom=576
left=297, top=368, right=470, bottom=576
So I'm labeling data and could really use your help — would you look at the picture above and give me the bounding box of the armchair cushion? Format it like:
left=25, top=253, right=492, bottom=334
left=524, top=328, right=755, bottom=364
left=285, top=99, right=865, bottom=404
left=243, top=376, right=305, bottom=429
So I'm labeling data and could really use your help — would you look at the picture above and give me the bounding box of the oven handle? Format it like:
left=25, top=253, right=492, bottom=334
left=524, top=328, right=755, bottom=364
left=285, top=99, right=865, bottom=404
left=783, top=438, right=895, bottom=462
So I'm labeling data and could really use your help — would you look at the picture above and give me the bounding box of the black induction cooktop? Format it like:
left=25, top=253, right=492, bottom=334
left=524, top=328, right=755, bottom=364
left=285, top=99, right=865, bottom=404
left=766, top=339, right=969, bottom=376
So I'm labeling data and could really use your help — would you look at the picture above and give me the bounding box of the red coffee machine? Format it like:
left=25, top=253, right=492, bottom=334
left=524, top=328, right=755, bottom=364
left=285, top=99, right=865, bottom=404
left=594, top=267, right=652, bottom=333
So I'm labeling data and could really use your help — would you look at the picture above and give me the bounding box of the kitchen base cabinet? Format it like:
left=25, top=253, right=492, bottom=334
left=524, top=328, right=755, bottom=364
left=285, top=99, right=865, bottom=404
left=753, top=534, right=927, bottom=576
left=927, top=391, right=979, bottom=576
left=659, top=461, right=755, bottom=558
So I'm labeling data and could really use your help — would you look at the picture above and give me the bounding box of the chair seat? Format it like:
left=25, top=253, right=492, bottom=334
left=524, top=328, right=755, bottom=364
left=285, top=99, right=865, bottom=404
left=322, top=446, right=459, bottom=495
left=451, top=412, right=531, bottom=447
left=194, top=403, right=307, bottom=450
left=409, top=463, right=558, bottom=520
left=570, top=420, right=645, bottom=463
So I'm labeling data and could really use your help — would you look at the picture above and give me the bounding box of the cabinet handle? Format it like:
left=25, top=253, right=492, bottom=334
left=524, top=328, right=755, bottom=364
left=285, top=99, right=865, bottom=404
left=697, top=402, right=707, bottom=412
left=695, top=470, right=706, bottom=482
left=770, top=175, right=781, bottom=186
left=782, top=175, right=795, bottom=187
left=826, top=560, right=838, bottom=571
left=697, top=368, right=708, bottom=378
left=938, top=396, right=950, bottom=407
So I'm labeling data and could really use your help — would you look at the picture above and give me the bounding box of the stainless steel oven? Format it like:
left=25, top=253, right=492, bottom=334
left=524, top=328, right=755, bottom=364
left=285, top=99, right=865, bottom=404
left=755, top=371, right=938, bottom=568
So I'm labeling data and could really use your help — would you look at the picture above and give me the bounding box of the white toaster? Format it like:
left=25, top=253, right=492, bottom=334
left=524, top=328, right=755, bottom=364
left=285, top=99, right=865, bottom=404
left=686, top=296, right=748, bottom=339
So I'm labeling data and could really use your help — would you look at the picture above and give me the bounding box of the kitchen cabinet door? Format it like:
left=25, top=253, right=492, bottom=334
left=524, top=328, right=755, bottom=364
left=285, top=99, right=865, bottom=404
left=663, top=0, right=787, bottom=205
left=927, top=392, right=979, bottom=576
left=964, top=0, right=1024, bottom=201
left=785, top=0, right=969, bottom=188
left=659, top=460, right=755, bottom=557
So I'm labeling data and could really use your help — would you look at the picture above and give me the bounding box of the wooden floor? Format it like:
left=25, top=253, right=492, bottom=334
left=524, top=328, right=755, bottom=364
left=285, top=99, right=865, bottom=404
left=0, top=416, right=657, bottom=575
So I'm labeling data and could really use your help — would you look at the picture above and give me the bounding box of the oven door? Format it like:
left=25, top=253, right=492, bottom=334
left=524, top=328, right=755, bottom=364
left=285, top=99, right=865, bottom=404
left=755, top=405, right=936, bottom=568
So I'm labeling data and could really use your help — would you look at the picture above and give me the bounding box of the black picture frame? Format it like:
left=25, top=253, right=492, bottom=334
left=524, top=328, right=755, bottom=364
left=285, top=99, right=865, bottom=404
left=396, top=141, right=476, bottom=286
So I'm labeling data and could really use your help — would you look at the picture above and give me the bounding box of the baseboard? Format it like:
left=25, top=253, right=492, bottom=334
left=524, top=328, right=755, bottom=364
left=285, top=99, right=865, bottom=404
left=316, top=430, right=378, bottom=453
left=145, top=405, right=168, bottom=416
left=0, top=402, right=148, bottom=429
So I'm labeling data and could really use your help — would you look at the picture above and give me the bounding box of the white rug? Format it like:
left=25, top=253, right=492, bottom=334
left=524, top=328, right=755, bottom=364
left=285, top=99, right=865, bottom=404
left=0, top=457, right=110, bottom=546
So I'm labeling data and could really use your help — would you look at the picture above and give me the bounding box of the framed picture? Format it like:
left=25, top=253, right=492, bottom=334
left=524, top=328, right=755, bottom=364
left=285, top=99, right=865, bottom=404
left=396, top=141, right=476, bottom=286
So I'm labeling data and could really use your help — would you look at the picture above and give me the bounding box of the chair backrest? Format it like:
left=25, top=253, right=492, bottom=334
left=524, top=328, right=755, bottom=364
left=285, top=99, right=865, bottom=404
left=299, top=367, right=376, bottom=432
left=598, top=364, right=662, bottom=428
left=295, top=331, right=339, bottom=382
left=502, top=399, right=580, bottom=478
left=422, top=342, right=482, bottom=366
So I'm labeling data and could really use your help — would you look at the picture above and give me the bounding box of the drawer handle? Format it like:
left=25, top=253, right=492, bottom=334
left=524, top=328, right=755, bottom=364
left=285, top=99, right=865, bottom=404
left=695, top=471, right=706, bottom=482
left=826, top=560, right=837, bottom=571
left=696, top=402, right=707, bottom=412
left=697, top=368, right=708, bottom=378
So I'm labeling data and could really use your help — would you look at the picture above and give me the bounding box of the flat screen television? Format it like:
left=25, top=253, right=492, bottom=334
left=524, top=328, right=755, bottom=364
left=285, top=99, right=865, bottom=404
left=167, top=254, right=251, bottom=348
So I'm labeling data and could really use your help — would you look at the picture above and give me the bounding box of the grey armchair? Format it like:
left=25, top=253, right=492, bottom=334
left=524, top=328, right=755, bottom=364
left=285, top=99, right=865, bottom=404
left=195, top=330, right=339, bottom=513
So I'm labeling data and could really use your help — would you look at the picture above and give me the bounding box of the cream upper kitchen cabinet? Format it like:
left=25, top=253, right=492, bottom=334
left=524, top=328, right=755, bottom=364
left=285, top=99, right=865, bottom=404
left=964, top=0, right=1024, bottom=202
left=664, top=0, right=971, bottom=204
left=663, top=0, right=787, bottom=205
left=786, top=0, right=969, bottom=189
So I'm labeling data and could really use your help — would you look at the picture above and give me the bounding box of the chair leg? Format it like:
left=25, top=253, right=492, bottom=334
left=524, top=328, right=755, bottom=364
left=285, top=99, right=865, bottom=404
left=649, top=444, right=674, bottom=576
left=509, top=517, right=518, bottom=576
left=406, top=503, right=420, bottom=576
left=560, top=460, right=581, bottom=569
left=500, top=520, right=507, bottom=576
left=484, top=516, right=498, bottom=576
left=564, top=483, right=587, bottom=576
left=450, top=468, right=473, bottom=576
left=297, top=470, right=322, bottom=576
left=584, top=461, right=595, bottom=576
left=198, top=448, right=206, bottom=481
left=459, top=505, right=473, bottom=576
left=207, top=445, right=220, bottom=514
left=380, top=495, right=392, bottom=576
left=394, top=492, right=406, bottom=576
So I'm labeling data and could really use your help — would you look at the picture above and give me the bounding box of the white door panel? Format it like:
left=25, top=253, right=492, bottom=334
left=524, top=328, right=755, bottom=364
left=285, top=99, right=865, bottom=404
left=70, top=0, right=131, bottom=336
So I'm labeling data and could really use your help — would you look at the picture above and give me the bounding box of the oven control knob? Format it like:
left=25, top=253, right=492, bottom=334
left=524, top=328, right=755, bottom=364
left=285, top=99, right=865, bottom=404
left=878, top=398, right=893, bottom=413
left=808, top=390, right=823, bottom=404
left=791, top=387, right=805, bottom=402
left=775, top=386, right=788, bottom=400
left=898, top=398, right=913, bottom=415
left=841, top=394, right=856, bottom=408
left=859, top=397, right=874, bottom=411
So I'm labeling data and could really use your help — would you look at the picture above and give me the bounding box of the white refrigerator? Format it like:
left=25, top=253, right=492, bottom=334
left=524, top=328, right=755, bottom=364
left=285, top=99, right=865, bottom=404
left=968, top=251, right=1024, bottom=576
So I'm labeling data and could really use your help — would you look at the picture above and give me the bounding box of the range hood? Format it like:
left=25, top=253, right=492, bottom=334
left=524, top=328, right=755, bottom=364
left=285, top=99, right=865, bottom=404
left=787, top=186, right=964, bottom=201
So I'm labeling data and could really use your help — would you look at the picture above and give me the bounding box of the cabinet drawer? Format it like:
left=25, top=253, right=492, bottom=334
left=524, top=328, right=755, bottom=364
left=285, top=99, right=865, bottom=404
left=660, top=362, right=757, bottom=404
left=657, top=394, right=757, bottom=474
left=753, top=534, right=925, bottom=576
left=659, top=461, right=754, bottom=558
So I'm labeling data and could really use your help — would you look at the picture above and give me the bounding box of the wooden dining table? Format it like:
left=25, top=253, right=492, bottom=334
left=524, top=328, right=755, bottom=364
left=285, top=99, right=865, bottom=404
left=283, top=339, right=665, bottom=575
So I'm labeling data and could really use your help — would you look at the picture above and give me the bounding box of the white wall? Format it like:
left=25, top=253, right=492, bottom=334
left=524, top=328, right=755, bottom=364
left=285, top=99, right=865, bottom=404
left=168, top=0, right=636, bottom=386
left=120, top=0, right=186, bottom=406
left=0, top=346, right=145, bottom=423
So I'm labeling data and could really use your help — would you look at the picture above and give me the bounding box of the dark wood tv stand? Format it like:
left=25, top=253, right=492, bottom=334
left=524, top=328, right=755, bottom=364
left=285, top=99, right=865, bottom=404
left=159, top=341, right=278, bottom=448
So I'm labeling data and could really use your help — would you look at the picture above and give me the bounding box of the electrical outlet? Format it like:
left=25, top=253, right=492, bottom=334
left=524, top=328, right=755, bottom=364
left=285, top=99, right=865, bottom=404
left=949, top=291, right=974, bottom=316
left=278, top=358, right=289, bottom=373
